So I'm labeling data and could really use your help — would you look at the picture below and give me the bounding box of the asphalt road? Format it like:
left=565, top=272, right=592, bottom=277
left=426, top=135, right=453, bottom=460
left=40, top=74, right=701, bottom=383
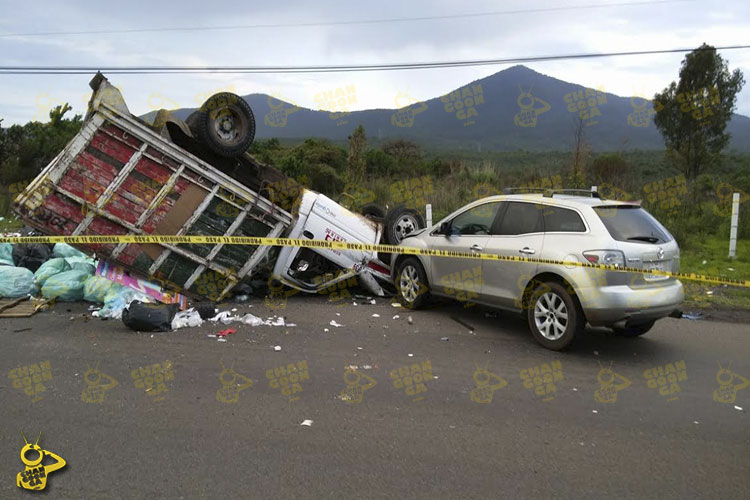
left=1, top=294, right=749, bottom=499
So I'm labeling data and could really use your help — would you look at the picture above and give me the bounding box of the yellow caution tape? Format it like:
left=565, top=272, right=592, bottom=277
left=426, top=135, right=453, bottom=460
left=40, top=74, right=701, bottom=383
left=1, top=234, right=748, bottom=288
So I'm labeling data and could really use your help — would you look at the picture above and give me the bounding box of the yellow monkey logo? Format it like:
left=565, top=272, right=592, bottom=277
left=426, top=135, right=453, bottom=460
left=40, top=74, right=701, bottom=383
left=17, top=432, right=66, bottom=491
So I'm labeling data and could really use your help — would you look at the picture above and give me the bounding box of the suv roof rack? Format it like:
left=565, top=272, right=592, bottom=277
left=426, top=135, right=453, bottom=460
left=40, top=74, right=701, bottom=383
left=502, top=186, right=602, bottom=199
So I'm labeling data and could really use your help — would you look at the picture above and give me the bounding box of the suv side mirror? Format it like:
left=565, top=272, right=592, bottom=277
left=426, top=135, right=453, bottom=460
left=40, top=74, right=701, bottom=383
left=439, top=222, right=451, bottom=236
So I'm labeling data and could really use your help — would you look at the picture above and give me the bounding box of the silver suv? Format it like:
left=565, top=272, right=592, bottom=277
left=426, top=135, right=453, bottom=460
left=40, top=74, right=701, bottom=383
left=391, top=189, right=684, bottom=350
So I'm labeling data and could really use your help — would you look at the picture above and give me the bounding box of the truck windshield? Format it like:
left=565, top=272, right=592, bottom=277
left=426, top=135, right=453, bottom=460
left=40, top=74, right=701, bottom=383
left=594, top=205, right=672, bottom=244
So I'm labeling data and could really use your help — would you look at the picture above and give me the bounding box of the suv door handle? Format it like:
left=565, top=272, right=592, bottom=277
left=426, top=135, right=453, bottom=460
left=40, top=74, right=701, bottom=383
left=470, top=244, right=482, bottom=252
left=519, top=247, right=535, bottom=255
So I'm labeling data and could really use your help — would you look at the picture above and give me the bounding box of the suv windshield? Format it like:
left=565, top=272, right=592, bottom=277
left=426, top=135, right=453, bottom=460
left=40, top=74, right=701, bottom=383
left=594, top=205, right=672, bottom=244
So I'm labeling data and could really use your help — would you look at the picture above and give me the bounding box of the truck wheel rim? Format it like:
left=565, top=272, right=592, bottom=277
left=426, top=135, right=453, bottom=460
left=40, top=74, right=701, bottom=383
left=533, top=292, right=568, bottom=340
left=213, top=108, right=245, bottom=145
left=394, top=215, right=418, bottom=243
left=399, top=265, right=420, bottom=302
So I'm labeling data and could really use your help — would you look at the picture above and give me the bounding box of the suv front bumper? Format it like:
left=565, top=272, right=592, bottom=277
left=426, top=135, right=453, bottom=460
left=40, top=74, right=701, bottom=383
left=579, top=279, right=684, bottom=327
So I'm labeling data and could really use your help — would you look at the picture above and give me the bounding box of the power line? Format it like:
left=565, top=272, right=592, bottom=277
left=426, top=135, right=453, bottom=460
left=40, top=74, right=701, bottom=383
left=0, top=0, right=692, bottom=38
left=1, top=45, right=747, bottom=75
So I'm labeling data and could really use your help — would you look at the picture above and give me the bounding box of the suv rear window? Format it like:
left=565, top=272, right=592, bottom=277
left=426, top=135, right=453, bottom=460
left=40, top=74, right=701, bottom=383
left=594, top=205, right=672, bottom=244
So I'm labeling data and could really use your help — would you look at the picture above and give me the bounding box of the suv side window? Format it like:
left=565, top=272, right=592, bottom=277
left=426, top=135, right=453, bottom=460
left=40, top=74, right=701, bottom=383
left=494, top=202, right=543, bottom=235
left=543, top=205, right=586, bottom=232
left=450, top=202, right=502, bottom=235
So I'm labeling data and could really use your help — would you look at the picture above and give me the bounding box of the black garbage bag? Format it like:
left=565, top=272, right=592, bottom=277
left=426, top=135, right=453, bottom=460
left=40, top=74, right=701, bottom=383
left=194, top=302, right=217, bottom=320
left=122, top=300, right=178, bottom=332
left=12, top=243, right=52, bottom=272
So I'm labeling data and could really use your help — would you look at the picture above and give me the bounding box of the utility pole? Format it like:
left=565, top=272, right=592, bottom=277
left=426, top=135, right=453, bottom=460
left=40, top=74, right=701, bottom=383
left=728, top=192, right=739, bottom=258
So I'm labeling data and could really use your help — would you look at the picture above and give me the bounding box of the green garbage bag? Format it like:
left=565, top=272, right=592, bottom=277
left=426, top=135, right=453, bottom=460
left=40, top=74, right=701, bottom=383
left=65, top=257, right=96, bottom=275
left=34, top=258, right=71, bottom=286
left=83, top=275, right=125, bottom=303
left=41, top=269, right=92, bottom=301
left=0, top=243, right=13, bottom=266
left=52, top=243, right=88, bottom=260
left=0, top=266, right=36, bottom=298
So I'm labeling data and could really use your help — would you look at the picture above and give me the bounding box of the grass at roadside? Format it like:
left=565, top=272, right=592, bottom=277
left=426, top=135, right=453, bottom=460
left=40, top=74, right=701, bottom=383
left=679, top=237, right=750, bottom=309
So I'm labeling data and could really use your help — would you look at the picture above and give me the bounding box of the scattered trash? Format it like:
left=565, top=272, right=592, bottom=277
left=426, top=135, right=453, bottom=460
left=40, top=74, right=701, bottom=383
left=728, top=267, right=735, bottom=271
left=682, top=312, right=704, bottom=320
left=0, top=266, right=36, bottom=298
left=96, top=261, right=187, bottom=308
left=408, top=316, right=413, bottom=325
left=592, top=410, right=598, bottom=414
left=693, top=421, right=699, bottom=424
left=172, top=308, right=204, bottom=330
left=41, top=269, right=92, bottom=301
left=372, top=313, right=380, bottom=318
left=324, top=328, right=329, bottom=332
left=231, top=308, right=237, bottom=312
left=207, top=334, right=216, bottom=338
left=706, top=291, right=714, bottom=295
left=12, top=243, right=52, bottom=272
left=336, top=312, right=341, bottom=316
left=93, top=288, right=152, bottom=320
left=393, top=315, right=400, bottom=319
left=210, top=311, right=235, bottom=324
left=274, top=345, right=282, bottom=352
left=33, top=258, right=71, bottom=286
left=362, top=365, right=372, bottom=370
left=735, top=405, right=743, bottom=411
left=573, top=388, right=578, bottom=391
left=357, top=347, right=363, bottom=350
left=441, top=337, right=449, bottom=341
left=369, top=299, right=376, bottom=305
left=329, top=320, right=344, bottom=327
left=217, top=328, right=236, bottom=337
left=239, top=313, right=264, bottom=326
left=392, top=302, right=402, bottom=308
left=122, top=300, right=178, bottom=332
left=702, top=260, right=707, bottom=265
left=352, top=301, right=358, bottom=306
left=300, top=419, right=313, bottom=426
left=217, top=338, right=227, bottom=342
left=195, top=302, right=218, bottom=320
left=234, top=294, right=250, bottom=302
left=408, top=353, right=414, bottom=357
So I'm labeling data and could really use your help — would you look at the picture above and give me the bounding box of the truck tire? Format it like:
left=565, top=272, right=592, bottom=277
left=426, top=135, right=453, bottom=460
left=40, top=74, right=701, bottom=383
left=383, top=205, right=425, bottom=245
left=196, top=92, right=255, bottom=158
left=361, top=203, right=385, bottom=220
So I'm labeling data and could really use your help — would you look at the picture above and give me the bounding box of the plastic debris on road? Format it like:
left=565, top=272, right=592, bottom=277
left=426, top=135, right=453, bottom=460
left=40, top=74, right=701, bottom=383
left=93, top=288, right=152, bottom=320
left=217, top=328, right=236, bottom=337
left=300, top=420, right=313, bottom=426
left=209, top=310, right=287, bottom=327
left=682, top=312, right=704, bottom=320
left=372, top=313, right=380, bottom=318
left=274, top=345, right=282, bottom=351
left=172, top=309, right=204, bottom=330
left=329, top=320, right=343, bottom=327
left=122, top=300, right=179, bottom=332
left=0, top=266, right=36, bottom=298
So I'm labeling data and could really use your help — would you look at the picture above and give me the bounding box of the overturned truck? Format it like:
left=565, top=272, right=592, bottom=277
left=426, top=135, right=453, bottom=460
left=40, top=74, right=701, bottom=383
left=12, top=74, right=425, bottom=300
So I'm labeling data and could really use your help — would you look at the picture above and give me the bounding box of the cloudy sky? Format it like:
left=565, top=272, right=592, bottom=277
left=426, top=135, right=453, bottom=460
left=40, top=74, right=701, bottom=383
left=0, top=0, right=748, bottom=124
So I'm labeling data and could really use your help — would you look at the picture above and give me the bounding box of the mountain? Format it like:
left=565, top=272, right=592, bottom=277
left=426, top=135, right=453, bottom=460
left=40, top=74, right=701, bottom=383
left=147, top=65, right=750, bottom=152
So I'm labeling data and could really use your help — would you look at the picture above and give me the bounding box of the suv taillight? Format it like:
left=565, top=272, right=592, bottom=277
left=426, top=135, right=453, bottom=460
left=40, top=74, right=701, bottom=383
left=583, top=250, right=625, bottom=267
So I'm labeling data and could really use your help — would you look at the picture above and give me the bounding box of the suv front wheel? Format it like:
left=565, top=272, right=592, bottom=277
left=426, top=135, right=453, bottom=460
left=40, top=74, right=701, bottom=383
left=396, top=257, right=429, bottom=309
left=527, top=281, right=583, bottom=350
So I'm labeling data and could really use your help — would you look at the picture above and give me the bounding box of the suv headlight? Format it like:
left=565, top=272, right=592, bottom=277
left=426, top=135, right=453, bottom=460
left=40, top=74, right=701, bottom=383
left=583, top=250, right=625, bottom=268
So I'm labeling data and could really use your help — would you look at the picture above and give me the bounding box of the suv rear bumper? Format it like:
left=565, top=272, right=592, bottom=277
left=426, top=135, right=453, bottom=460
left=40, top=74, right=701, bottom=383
left=580, top=280, right=684, bottom=327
